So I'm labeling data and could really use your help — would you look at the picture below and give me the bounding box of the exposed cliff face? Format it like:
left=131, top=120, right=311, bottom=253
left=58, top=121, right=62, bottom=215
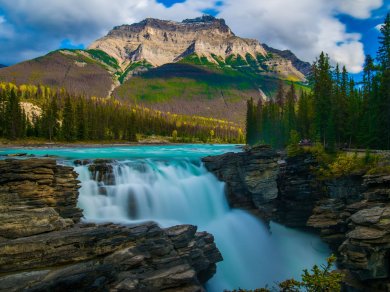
left=204, top=148, right=390, bottom=290
left=262, top=44, right=312, bottom=77
left=89, top=16, right=267, bottom=69
left=202, top=145, right=280, bottom=219
left=276, top=155, right=323, bottom=228
left=0, top=158, right=222, bottom=291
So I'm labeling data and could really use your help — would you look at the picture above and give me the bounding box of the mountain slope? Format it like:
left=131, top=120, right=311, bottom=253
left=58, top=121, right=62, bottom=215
left=0, top=16, right=311, bottom=125
left=0, top=50, right=115, bottom=97
left=262, top=44, right=312, bottom=76
left=89, top=15, right=306, bottom=82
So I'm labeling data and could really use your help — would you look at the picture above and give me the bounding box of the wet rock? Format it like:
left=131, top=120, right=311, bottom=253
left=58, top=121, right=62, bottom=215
left=88, top=159, right=115, bottom=185
left=0, top=158, right=221, bottom=291
left=0, top=158, right=82, bottom=235
left=202, top=145, right=279, bottom=219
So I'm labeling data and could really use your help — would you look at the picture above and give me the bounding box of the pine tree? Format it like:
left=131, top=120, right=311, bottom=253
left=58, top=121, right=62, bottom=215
left=246, top=97, right=256, bottom=145
left=75, top=98, right=87, bottom=140
left=378, top=13, right=390, bottom=148
left=284, top=83, right=297, bottom=143
left=313, top=52, right=333, bottom=146
left=5, top=89, right=23, bottom=140
left=255, top=98, right=263, bottom=142
left=62, top=96, right=76, bottom=141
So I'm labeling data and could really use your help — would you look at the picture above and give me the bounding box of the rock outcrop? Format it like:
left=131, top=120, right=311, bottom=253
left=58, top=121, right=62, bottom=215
left=90, top=16, right=267, bottom=69
left=0, top=158, right=222, bottom=291
left=204, top=147, right=390, bottom=289
left=202, top=145, right=279, bottom=219
left=275, top=154, right=323, bottom=227
left=89, top=16, right=306, bottom=82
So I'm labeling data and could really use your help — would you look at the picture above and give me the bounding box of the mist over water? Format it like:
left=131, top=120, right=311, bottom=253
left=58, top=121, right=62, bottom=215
left=0, top=144, right=330, bottom=290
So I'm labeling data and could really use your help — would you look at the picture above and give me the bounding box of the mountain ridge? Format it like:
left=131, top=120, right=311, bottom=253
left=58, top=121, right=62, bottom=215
left=89, top=15, right=269, bottom=71
left=0, top=16, right=311, bottom=125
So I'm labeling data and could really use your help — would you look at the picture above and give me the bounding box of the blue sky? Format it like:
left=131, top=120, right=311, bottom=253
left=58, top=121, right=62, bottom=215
left=0, top=0, right=388, bottom=74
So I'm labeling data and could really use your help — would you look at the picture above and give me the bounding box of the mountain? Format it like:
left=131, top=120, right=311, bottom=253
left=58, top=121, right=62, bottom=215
left=0, top=50, right=114, bottom=97
left=0, top=64, right=6, bottom=68
left=89, top=16, right=306, bottom=82
left=0, top=16, right=310, bottom=125
left=262, top=44, right=312, bottom=76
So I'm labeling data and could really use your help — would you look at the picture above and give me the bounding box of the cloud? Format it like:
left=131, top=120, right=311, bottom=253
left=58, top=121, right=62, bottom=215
left=0, top=0, right=216, bottom=64
left=336, top=0, right=383, bottom=19
left=218, top=0, right=382, bottom=73
left=375, top=23, right=384, bottom=31
left=0, top=0, right=384, bottom=72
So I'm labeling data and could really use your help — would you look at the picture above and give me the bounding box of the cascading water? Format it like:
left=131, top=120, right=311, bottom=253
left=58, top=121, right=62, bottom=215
left=0, top=145, right=330, bottom=290
left=75, top=156, right=330, bottom=291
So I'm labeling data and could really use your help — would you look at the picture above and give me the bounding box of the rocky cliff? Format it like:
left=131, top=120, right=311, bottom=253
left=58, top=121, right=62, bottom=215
left=89, top=16, right=306, bottom=82
left=308, top=174, right=390, bottom=290
left=202, top=145, right=279, bottom=219
left=203, top=148, right=390, bottom=290
left=89, top=16, right=266, bottom=69
left=0, top=158, right=222, bottom=291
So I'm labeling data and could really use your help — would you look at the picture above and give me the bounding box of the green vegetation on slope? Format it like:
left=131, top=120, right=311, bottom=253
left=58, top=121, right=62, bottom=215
left=115, top=62, right=288, bottom=101
left=86, top=49, right=120, bottom=70
left=0, top=82, right=244, bottom=143
left=118, top=60, right=153, bottom=84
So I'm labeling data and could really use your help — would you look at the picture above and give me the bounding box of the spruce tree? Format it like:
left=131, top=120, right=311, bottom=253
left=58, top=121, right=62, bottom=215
left=5, top=89, right=22, bottom=140
left=62, top=96, right=76, bottom=142
left=245, top=97, right=256, bottom=145
left=75, top=98, right=87, bottom=140
left=313, top=52, right=333, bottom=146
left=378, top=13, right=390, bottom=148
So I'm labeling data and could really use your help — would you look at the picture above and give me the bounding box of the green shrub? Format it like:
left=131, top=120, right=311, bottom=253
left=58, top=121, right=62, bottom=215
left=287, top=130, right=303, bottom=157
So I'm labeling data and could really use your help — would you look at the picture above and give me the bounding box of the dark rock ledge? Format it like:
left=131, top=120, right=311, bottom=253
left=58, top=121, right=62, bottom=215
left=0, top=158, right=222, bottom=291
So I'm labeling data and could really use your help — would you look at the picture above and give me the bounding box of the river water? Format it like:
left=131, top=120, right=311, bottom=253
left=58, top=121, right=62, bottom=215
left=0, top=144, right=330, bottom=291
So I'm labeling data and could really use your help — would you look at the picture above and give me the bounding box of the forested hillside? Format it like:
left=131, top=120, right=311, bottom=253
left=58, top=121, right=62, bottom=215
left=246, top=13, right=390, bottom=150
left=0, top=83, right=244, bottom=144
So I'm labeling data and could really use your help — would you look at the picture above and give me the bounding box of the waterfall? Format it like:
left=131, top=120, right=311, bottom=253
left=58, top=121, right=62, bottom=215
left=75, top=158, right=330, bottom=291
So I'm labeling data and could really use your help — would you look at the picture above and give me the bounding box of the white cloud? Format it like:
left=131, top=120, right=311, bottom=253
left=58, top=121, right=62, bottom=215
left=375, top=23, right=384, bottom=31
left=218, top=0, right=382, bottom=73
left=336, top=0, right=383, bottom=19
left=0, top=0, right=384, bottom=72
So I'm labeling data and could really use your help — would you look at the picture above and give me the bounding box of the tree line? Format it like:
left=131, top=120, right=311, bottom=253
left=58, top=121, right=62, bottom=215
left=246, top=13, right=390, bottom=150
left=0, top=83, right=244, bottom=144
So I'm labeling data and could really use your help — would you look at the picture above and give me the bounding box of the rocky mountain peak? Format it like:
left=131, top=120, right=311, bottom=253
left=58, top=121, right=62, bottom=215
left=89, top=16, right=262, bottom=68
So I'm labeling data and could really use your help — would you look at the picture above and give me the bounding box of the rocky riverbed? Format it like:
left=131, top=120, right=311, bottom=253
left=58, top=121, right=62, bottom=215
left=0, top=158, right=222, bottom=291
left=203, top=145, right=390, bottom=291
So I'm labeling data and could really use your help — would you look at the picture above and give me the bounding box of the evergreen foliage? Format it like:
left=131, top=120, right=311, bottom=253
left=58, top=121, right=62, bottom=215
left=245, top=14, right=390, bottom=151
left=0, top=83, right=244, bottom=144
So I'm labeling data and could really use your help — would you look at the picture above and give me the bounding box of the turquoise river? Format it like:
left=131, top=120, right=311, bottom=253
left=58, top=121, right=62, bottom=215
left=0, top=144, right=330, bottom=291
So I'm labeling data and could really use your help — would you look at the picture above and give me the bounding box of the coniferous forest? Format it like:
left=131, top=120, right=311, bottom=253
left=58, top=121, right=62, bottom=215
left=246, top=13, right=390, bottom=150
left=0, top=83, right=244, bottom=144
